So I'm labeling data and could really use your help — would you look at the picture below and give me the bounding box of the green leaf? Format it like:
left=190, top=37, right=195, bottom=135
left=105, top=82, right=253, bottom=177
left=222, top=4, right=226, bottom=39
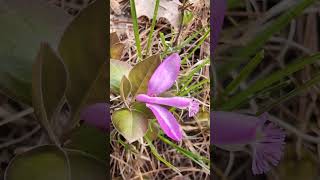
left=128, top=54, right=161, bottom=96
left=131, top=102, right=154, bottom=119
left=0, top=0, right=71, bottom=104
left=110, top=59, right=132, bottom=93
left=5, top=145, right=105, bottom=180
left=66, top=124, right=107, bottom=161
left=112, top=109, right=148, bottom=143
left=58, top=0, right=107, bottom=128
left=220, top=53, right=320, bottom=110
left=120, top=76, right=131, bottom=103
left=32, top=43, right=67, bottom=145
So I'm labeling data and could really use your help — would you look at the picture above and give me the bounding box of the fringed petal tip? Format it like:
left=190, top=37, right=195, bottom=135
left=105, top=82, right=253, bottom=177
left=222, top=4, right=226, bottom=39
left=188, top=99, right=199, bottom=117
left=252, top=121, right=286, bottom=175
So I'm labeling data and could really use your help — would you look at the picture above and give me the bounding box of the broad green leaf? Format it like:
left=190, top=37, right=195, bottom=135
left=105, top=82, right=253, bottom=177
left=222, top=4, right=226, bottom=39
left=130, top=102, right=154, bottom=119
left=58, top=0, right=107, bottom=128
left=220, top=53, right=320, bottom=110
left=128, top=54, right=161, bottom=96
left=110, top=59, right=132, bottom=93
left=5, top=145, right=105, bottom=180
left=120, top=76, right=131, bottom=102
left=112, top=109, right=148, bottom=143
left=0, top=0, right=71, bottom=104
left=66, top=124, right=107, bottom=161
left=32, top=43, right=67, bottom=145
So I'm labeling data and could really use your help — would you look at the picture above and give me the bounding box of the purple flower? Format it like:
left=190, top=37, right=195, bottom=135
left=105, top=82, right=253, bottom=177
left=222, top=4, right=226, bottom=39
left=212, top=111, right=286, bottom=175
left=211, top=0, right=226, bottom=51
left=136, top=53, right=200, bottom=141
left=80, top=103, right=109, bottom=131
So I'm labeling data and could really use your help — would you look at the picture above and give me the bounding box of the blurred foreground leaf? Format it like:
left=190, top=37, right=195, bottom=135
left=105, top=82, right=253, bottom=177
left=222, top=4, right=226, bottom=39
left=5, top=145, right=105, bottom=180
left=58, top=0, right=107, bottom=129
left=66, top=124, right=107, bottom=161
left=0, top=0, right=71, bottom=104
left=32, top=43, right=67, bottom=145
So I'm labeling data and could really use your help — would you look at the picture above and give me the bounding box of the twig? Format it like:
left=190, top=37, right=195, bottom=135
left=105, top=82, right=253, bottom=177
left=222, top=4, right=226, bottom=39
left=0, top=108, right=34, bottom=127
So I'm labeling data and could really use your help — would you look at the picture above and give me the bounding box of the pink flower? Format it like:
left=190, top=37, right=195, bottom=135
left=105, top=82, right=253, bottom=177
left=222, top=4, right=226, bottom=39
left=212, top=111, right=286, bottom=175
left=136, top=53, right=199, bottom=141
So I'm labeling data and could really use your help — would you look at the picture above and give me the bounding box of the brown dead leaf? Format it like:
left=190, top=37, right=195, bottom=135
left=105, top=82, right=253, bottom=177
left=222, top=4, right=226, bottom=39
left=135, top=0, right=182, bottom=29
left=111, top=0, right=122, bottom=15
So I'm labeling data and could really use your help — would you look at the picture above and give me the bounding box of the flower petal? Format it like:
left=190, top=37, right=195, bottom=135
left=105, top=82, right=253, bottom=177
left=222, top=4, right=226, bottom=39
left=212, top=111, right=258, bottom=145
left=147, top=53, right=181, bottom=96
left=146, top=103, right=182, bottom=141
left=212, top=111, right=285, bottom=175
left=252, top=117, right=285, bottom=175
left=80, top=103, right=109, bottom=131
left=211, top=0, right=226, bottom=51
left=136, top=94, right=199, bottom=117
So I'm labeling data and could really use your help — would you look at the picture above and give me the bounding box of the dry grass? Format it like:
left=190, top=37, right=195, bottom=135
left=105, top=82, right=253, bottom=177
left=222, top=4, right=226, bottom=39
left=110, top=0, right=210, bottom=179
left=214, top=1, right=320, bottom=179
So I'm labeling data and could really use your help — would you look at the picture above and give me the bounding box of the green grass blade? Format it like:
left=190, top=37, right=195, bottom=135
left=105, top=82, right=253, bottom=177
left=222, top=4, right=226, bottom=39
left=129, top=0, right=142, bottom=60
left=174, top=27, right=205, bottom=52
left=223, top=50, right=264, bottom=96
left=218, top=0, right=317, bottom=76
left=179, top=58, right=209, bottom=90
left=146, top=0, right=160, bottom=56
left=256, top=72, right=320, bottom=115
left=227, top=0, right=245, bottom=9
left=182, top=29, right=210, bottom=64
left=158, top=134, right=210, bottom=172
left=220, top=53, right=320, bottom=110
left=179, top=79, right=209, bottom=96
left=145, top=136, right=181, bottom=174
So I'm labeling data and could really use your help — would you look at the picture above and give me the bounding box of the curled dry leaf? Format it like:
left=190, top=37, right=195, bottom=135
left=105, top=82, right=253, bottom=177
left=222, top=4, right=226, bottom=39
left=135, top=0, right=182, bottom=29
